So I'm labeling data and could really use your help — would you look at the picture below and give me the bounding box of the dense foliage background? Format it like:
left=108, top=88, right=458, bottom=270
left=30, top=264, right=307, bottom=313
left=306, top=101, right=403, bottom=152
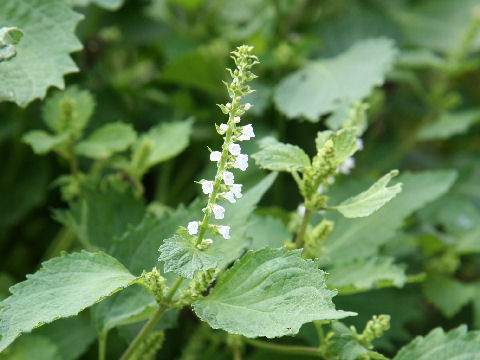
left=1, top=0, right=480, bottom=359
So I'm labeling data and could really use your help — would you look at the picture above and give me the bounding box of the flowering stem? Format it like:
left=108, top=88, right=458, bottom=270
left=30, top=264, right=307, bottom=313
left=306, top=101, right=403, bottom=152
left=120, top=277, right=184, bottom=360
left=294, top=207, right=312, bottom=248
left=195, top=105, right=237, bottom=246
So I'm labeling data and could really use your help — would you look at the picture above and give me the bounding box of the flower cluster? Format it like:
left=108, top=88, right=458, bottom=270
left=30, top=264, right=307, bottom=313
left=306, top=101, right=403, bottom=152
left=186, top=45, right=258, bottom=247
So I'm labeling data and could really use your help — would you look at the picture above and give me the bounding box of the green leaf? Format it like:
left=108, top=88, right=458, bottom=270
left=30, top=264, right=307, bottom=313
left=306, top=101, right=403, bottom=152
left=55, top=187, right=145, bottom=250
left=396, top=0, right=480, bottom=53
left=70, top=0, right=124, bottom=10
left=0, top=0, right=83, bottom=107
left=246, top=215, right=291, bottom=250
left=75, top=122, right=137, bottom=159
left=394, top=325, right=480, bottom=360
left=331, top=128, right=359, bottom=164
left=323, top=170, right=457, bottom=264
left=0, top=336, right=61, bottom=360
left=328, top=257, right=407, bottom=295
left=422, top=275, right=475, bottom=318
left=327, top=322, right=377, bottom=360
left=0, top=251, right=136, bottom=352
left=135, top=119, right=193, bottom=169
left=22, top=131, right=69, bottom=155
left=274, top=38, right=397, bottom=121
left=0, top=26, right=23, bottom=62
left=252, top=142, right=311, bottom=172
left=333, top=170, right=402, bottom=218
left=158, top=233, right=223, bottom=279
left=193, top=248, right=355, bottom=338
left=42, top=86, right=95, bottom=135
left=417, top=110, right=480, bottom=140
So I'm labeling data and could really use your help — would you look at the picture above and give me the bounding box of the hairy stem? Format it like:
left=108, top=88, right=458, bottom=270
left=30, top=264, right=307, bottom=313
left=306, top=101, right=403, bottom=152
left=245, top=339, right=326, bottom=358
left=294, top=207, right=312, bottom=248
left=98, top=332, right=107, bottom=360
left=120, top=277, right=184, bottom=360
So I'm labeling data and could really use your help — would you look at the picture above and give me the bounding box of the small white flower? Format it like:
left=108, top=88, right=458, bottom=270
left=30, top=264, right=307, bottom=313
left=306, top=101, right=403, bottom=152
left=297, top=205, right=306, bottom=217
left=226, top=102, right=232, bottom=109
left=223, top=171, right=234, bottom=185
left=229, top=143, right=241, bottom=156
left=317, top=185, right=324, bottom=194
left=218, top=225, right=231, bottom=240
left=233, top=116, right=241, bottom=123
left=213, top=204, right=225, bottom=219
left=356, top=138, right=364, bottom=151
left=219, top=123, right=228, bottom=134
left=231, top=184, right=243, bottom=198
left=337, top=157, right=355, bottom=175
left=224, top=191, right=236, bottom=203
left=244, top=103, right=252, bottom=110
left=203, top=238, right=214, bottom=246
left=201, top=180, right=214, bottom=194
left=238, top=124, right=255, bottom=141
left=187, top=221, right=199, bottom=235
left=233, top=154, right=248, bottom=171
left=327, top=176, right=335, bottom=184
left=210, top=151, right=222, bottom=162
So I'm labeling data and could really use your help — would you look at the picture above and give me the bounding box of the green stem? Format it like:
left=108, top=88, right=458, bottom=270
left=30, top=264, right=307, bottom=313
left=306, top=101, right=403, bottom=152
left=295, top=208, right=312, bottom=248
left=314, top=321, right=325, bottom=346
left=245, top=339, right=325, bottom=358
left=232, top=346, right=242, bottom=360
left=98, top=332, right=107, bottom=360
left=119, top=277, right=184, bottom=360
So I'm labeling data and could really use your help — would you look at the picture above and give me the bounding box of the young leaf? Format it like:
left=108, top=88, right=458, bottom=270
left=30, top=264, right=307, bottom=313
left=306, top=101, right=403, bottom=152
left=274, top=38, right=397, bottom=121
left=417, top=110, right=480, bottom=140
left=134, top=119, right=193, bottom=169
left=158, top=233, right=223, bottom=279
left=0, top=26, right=23, bottom=62
left=333, top=170, right=402, bottom=218
left=327, top=257, right=407, bottom=295
left=22, top=131, right=69, bottom=155
left=42, top=87, right=95, bottom=135
left=322, top=170, right=457, bottom=264
left=394, top=325, right=480, bottom=360
left=75, top=122, right=137, bottom=159
left=193, top=248, right=356, bottom=338
left=0, top=251, right=136, bottom=352
left=0, top=0, right=83, bottom=107
left=252, top=142, right=311, bottom=172
left=331, top=127, right=359, bottom=164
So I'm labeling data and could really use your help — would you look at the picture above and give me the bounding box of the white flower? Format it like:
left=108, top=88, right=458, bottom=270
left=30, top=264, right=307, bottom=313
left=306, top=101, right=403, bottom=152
left=233, top=154, right=248, bottom=171
left=223, top=171, right=234, bottom=185
left=187, top=221, right=199, bottom=235
left=219, top=123, right=228, bottom=134
left=210, top=151, right=222, bottom=162
left=224, top=191, right=236, bottom=203
left=244, top=103, right=252, bottom=110
left=229, top=143, right=241, bottom=156
left=317, top=185, right=324, bottom=194
left=233, top=116, right=241, bottom=123
left=218, top=225, right=231, bottom=239
left=327, top=176, right=335, bottom=184
left=238, top=124, right=255, bottom=141
left=213, top=204, right=225, bottom=219
left=231, top=184, right=243, bottom=198
left=226, top=102, right=232, bottom=109
left=337, top=157, right=355, bottom=175
left=356, top=138, right=364, bottom=151
left=297, top=205, right=306, bottom=217
left=201, top=180, right=214, bottom=194
left=203, top=238, right=214, bottom=246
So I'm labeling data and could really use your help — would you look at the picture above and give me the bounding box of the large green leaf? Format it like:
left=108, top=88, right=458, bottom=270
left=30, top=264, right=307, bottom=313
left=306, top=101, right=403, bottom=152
left=252, top=142, right=311, bottom=172
left=193, top=248, right=355, bottom=338
left=333, top=170, right=402, bottom=218
left=417, top=110, right=480, bottom=140
left=0, top=251, right=136, bottom=352
left=0, top=336, right=61, bottom=360
left=327, top=257, right=407, bottom=295
left=70, top=0, right=124, bottom=10
left=75, top=122, right=137, bottom=159
left=158, top=233, right=223, bottom=279
left=323, top=170, right=457, bottom=264
left=0, top=0, right=83, bottom=107
left=135, top=119, right=193, bottom=169
left=394, top=325, right=480, bottom=360
left=274, top=38, right=397, bottom=121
